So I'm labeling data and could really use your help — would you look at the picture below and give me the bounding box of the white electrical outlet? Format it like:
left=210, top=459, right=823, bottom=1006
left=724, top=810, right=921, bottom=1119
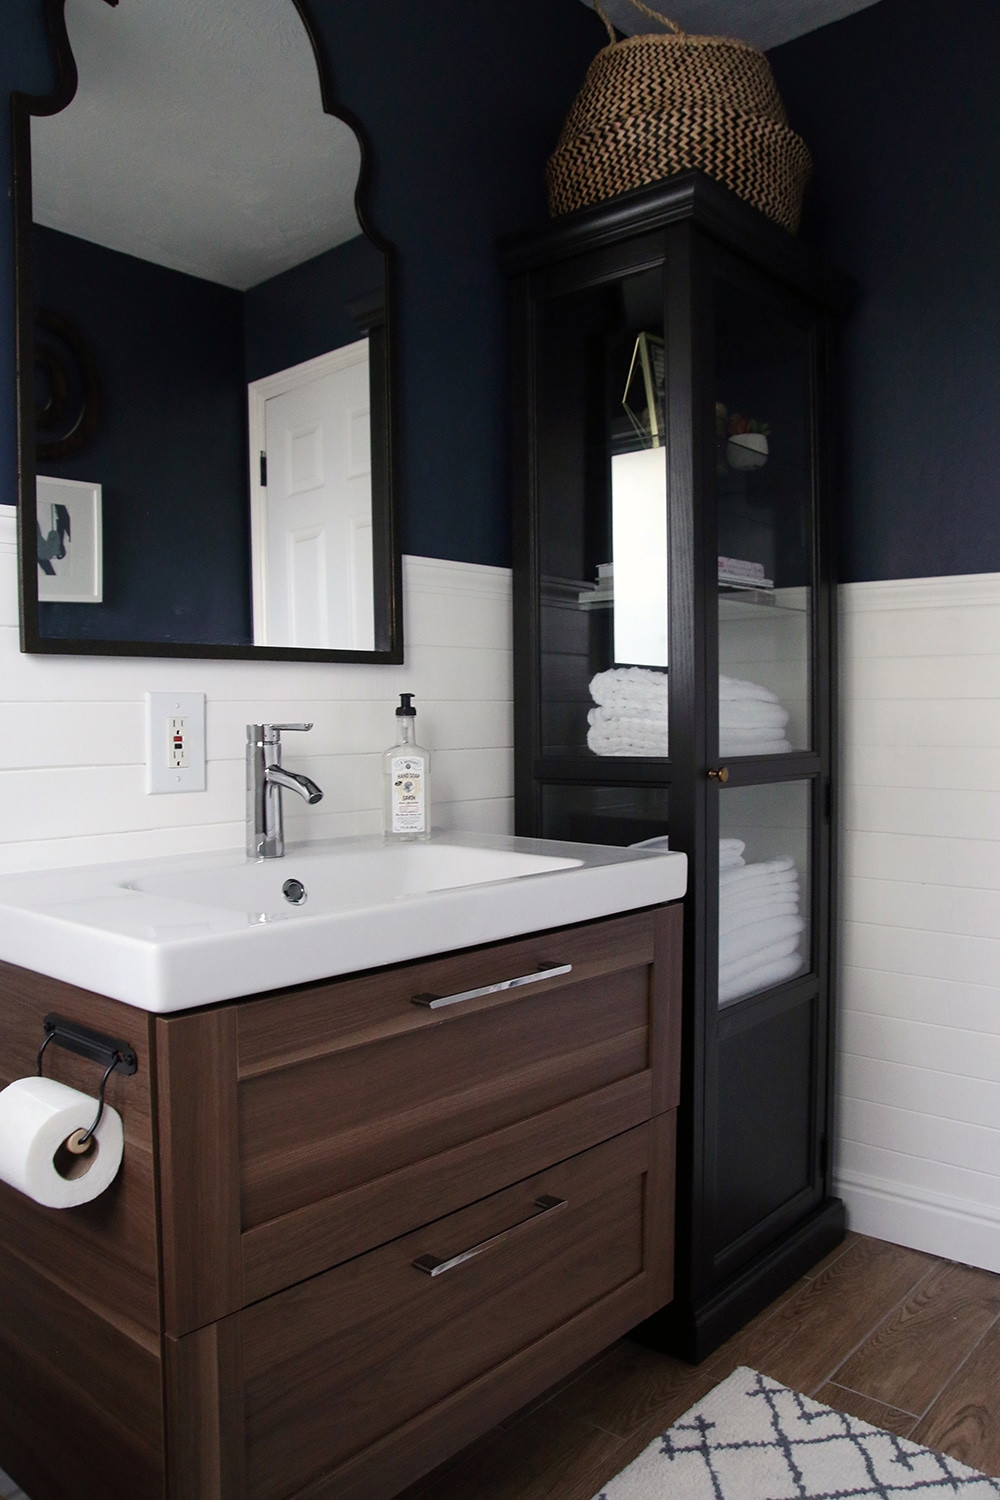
left=146, top=692, right=206, bottom=793
left=168, top=716, right=189, bottom=769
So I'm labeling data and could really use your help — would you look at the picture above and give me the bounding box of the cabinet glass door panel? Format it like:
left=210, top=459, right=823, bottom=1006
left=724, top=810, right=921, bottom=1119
left=535, top=265, right=669, bottom=762
left=717, top=780, right=811, bottom=1008
left=540, top=784, right=670, bottom=847
left=714, top=274, right=815, bottom=755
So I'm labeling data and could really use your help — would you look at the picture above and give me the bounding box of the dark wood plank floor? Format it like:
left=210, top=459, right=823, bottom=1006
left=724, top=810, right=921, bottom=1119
left=399, top=1233, right=1000, bottom=1499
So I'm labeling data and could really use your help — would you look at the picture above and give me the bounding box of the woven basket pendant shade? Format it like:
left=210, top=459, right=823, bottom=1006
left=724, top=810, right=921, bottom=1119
left=547, top=0, right=812, bottom=232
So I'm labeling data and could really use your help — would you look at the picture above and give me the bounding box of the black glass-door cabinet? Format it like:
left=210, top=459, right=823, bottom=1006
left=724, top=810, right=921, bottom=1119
left=502, top=172, right=854, bottom=1362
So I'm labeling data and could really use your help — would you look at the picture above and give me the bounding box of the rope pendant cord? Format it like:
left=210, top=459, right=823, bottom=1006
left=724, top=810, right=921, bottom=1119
left=593, top=0, right=683, bottom=45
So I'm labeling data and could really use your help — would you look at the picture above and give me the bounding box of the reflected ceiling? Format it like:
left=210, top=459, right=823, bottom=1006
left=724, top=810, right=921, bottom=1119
left=31, top=0, right=361, bottom=290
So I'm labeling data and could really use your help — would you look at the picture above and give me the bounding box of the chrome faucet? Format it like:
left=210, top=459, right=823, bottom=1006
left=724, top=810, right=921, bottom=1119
left=246, top=723, right=324, bottom=859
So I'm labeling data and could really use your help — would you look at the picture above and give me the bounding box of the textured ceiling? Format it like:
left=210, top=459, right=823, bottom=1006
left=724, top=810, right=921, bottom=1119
left=31, top=0, right=361, bottom=291
left=583, top=0, right=883, bottom=51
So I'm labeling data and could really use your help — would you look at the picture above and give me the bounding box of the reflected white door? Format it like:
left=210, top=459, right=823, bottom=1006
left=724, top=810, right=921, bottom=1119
left=249, top=341, right=374, bottom=648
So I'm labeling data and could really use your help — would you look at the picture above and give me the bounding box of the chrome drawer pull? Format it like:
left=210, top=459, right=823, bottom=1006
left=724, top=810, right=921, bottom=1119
left=411, top=1194, right=567, bottom=1277
left=411, top=961, right=571, bottom=1010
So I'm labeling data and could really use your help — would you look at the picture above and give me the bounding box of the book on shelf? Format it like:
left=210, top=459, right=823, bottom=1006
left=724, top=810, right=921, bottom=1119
left=717, top=555, right=767, bottom=583
left=718, top=571, right=774, bottom=589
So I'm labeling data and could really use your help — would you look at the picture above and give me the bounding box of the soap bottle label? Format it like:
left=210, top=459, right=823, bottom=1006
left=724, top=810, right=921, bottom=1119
left=390, top=754, right=426, bottom=834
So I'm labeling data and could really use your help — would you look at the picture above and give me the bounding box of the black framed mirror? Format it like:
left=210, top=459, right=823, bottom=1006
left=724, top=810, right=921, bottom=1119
left=13, top=0, right=402, bottom=662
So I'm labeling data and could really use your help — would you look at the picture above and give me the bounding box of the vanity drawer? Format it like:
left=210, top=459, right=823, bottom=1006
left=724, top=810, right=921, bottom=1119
left=167, top=1116, right=674, bottom=1500
left=154, top=902, right=682, bottom=1330
left=237, top=904, right=680, bottom=1299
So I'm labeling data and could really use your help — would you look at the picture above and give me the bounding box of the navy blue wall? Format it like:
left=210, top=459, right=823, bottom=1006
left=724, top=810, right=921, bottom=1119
left=0, top=0, right=604, bottom=578
left=299, top=0, right=607, bottom=567
left=243, top=233, right=384, bottom=384
left=34, top=226, right=250, bottom=643
left=0, top=0, right=53, bottom=532
left=769, top=0, right=1000, bottom=583
left=13, top=1, right=987, bottom=587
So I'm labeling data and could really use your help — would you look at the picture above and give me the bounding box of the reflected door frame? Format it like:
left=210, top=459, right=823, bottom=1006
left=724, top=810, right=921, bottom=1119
left=248, top=341, right=372, bottom=648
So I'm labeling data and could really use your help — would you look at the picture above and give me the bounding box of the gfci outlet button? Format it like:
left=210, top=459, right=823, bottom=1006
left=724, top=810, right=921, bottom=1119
left=146, top=692, right=206, bottom=794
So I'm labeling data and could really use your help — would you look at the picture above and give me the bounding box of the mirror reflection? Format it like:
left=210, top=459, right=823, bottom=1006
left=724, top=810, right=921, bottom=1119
left=18, top=0, right=401, bottom=660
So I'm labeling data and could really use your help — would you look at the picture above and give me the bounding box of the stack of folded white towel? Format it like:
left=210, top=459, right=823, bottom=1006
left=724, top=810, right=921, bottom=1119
left=587, top=668, right=791, bottom=757
left=719, top=676, right=792, bottom=755
left=719, top=838, right=805, bottom=1005
left=587, top=667, right=668, bottom=756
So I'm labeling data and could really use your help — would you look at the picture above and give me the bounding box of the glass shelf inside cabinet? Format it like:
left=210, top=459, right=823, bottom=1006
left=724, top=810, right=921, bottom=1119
left=718, top=585, right=809, bottom=614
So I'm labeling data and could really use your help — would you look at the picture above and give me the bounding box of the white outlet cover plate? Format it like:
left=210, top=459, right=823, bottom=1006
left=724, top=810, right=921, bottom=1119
left=146, top=691, right=206, bottom=794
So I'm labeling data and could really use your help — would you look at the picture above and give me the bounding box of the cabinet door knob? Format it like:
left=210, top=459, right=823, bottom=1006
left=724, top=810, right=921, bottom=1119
left=707, top=766, right=730, bottom=783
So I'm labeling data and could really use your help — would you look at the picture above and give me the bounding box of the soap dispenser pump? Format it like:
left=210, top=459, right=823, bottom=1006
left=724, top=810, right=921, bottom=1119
left=383, top=693, right=431, bottom=841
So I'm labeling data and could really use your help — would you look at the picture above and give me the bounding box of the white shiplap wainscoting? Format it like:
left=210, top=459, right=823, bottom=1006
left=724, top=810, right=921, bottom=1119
left=838, top=572, right=1000, bottom=1272
left=7, top=498, right=1000, bottom=1273
left=0, top=510, right=513, bottom=873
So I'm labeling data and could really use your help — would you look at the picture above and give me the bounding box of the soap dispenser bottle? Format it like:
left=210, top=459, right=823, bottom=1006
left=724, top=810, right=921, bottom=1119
left=383, top=694, right=431, bottom=841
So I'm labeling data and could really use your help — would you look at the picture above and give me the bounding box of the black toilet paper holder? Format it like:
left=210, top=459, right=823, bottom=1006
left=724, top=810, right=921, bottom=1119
left=36, top=1014, right=137, bottom=1147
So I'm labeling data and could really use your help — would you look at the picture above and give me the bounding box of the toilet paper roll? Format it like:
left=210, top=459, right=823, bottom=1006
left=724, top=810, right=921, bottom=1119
left=0, top=1075, right=124, bottom=1209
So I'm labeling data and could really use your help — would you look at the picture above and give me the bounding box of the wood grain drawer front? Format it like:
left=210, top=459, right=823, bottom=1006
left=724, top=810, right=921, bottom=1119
left=237, top=1122, right=662, bottom=1500
left=236, top=910, right=674, bottom=1293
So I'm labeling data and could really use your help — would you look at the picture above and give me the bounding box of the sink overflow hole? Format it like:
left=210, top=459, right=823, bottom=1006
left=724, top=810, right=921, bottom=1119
left=282, top=878, right=307, bottom=906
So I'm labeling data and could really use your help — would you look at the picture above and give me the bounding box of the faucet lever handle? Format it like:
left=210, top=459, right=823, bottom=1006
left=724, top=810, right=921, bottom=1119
left=247, top=722, right=314, bottom=745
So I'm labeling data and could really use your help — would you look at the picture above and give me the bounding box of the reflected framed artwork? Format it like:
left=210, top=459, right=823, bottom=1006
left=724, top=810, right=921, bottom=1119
left=36, top=474, right=103, bottom=603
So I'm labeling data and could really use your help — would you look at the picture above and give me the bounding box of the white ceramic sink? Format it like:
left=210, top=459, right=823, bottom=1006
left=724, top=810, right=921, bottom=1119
left=0, top=832, right=687, bottom=1013
left=125, top=839, right=585, bottom=914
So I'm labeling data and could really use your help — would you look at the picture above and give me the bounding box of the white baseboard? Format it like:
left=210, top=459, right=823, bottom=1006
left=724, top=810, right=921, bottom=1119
left=838, top=1170, right=1000, bottom=1272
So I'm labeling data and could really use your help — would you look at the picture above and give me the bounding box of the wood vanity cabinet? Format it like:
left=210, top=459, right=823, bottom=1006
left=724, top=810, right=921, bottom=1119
left=0, top=901, right=681, bottom=1500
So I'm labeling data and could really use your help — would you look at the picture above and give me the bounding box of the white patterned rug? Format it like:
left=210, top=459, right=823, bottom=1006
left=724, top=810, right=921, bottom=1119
left=593, top=1366, right=1000, bottom=1499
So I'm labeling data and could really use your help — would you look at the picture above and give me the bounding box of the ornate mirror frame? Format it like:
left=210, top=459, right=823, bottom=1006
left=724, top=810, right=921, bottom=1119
left=12, top=0, right=403, bottom=663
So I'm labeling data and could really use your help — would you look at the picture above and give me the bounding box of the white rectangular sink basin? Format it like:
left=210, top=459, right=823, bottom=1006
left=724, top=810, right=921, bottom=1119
left=125, top=840, right=584, bottom=914
left=0, top=832, right=687, bottom=1013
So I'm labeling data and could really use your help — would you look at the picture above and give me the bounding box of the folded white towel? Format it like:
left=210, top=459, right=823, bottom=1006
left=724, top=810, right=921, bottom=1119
left=591, top=670, right=786, bottom=711
left=719, top=950, right=805, bottom=1006
left=719, top=913, right=805, bottom=968
left=589, top=667, right=667, bottom=707
left=720, top=857, right=797, bottom=889
left=722, top=885, right=801, bottom=918
left=719, top=700, right=789, bottom=729
left=719, top=675, right=780, bottom=704
left=721, top=869, right=800, bottom=903
left=589, top=691, right=668, bottom=717
left=719, top=733, right=793, bottom=755
left=720, top=933, right=802, bottom=984
left=587, top=721, right=668, bottom=756
left=588, top=702, right=666, bottom=726
left=720, top=898, right=800, bottom=936
left=588, top=671, right=794, bottom=764
left=719, top=838, right=746, bottom=872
